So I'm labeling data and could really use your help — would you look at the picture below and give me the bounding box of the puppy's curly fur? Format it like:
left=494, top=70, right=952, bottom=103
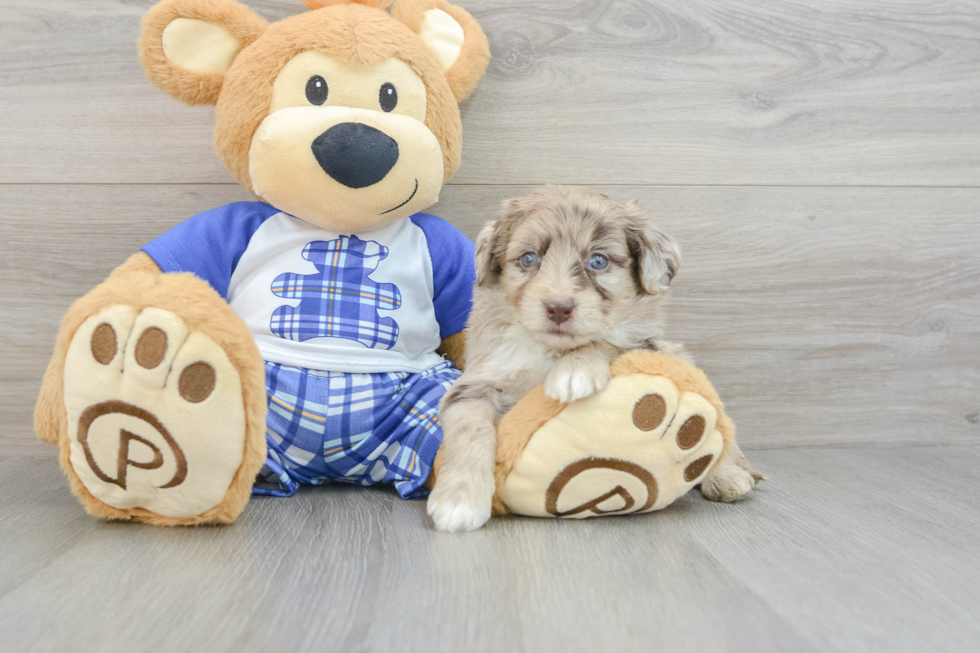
left=427, top=186, right=762, bottom=532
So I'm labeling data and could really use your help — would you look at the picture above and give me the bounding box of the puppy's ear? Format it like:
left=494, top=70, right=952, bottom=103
left=623, top=201, right=681, bottom=294
left=474, top=221, right=502, bottom=286
left=139, top=0, right=267, bottom=106
left=391, top=0, right=491, bottom=102
left=475, top=197, right=526, bottom=286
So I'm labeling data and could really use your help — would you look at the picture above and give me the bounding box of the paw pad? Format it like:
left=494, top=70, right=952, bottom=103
left=178, top=362, right=216, bottom=403
left=632, top=393, right=666, bottom=431
left=134, top=326, right=168, bottom=369
left=77, top=401, right=187, bottom=491
left=90, top=323, right=117, bottom=364
left=683, top=455, right=714, bottom=482
left=545, top=457, right=658, bottom=517
left=62, top=305, right=247, bottom=518
left=500, top=371, right=727, bottom=518
left=677, top=415, right=706, bottom=450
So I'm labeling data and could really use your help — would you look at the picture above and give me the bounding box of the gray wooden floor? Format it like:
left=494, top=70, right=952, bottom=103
left=1, top=0, right=979, bottom=651
left=2, top=447, right=979, bottom=653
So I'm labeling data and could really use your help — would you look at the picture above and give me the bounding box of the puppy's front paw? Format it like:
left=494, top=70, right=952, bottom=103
left=427, top=471, right=495, bottom=532
left=544, top=360, right=611, bottom=404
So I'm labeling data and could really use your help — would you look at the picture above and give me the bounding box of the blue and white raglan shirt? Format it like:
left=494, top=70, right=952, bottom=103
left=142, top=202, right=475, bottom=374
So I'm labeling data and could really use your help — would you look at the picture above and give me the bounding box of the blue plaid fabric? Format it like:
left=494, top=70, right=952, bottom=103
left=270, top=236, right=402, bottom=349
left=253, top=360, right=460, bottom=499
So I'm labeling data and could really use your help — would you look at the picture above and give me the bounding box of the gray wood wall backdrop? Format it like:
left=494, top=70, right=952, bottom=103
left=1, top=0, right=978, bottom=457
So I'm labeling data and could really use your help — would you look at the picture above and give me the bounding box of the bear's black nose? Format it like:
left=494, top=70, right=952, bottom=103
left=311, top=122, right=399, bottom=189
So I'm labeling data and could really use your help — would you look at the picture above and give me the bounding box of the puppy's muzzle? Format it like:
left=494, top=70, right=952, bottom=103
left=545, top=299, right=575, bottom=325
left=312, top=122, right=399, bottom=189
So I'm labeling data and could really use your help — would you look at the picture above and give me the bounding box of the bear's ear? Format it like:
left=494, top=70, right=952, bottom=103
left=391, top=0, right=490, bottom=102
left=138, top=0, right=267, bottom=106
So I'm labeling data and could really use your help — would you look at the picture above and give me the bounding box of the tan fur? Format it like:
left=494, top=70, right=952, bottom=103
left=35, top=253, right=267, bottom=525
left=485, top=350, right=737, bottom=516
left=429, top=383, right=564, bottom=505
left=390, top=0, right=491, bottom=101
left=489, top=386, right=564, bottom=515
left=214, top=3, right=467, bottom=193
left=112, top=250, right=165, bottom=276
left=304, top=0, right=392, bottom=9
left=43, top=0, right=490, bottom=524
left=436, top=329, right=467, bottom=371
left=610, top=350, right=735, bottom=473
left=139, top=0, right=268, bottom=106
left=34, top=252, right=163, bottom=447
left=139, top=1, right=487, bottom=193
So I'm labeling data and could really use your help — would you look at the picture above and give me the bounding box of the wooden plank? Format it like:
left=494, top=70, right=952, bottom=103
left=0, top=184, right=253, bottom=456
left=2, top=183, right=978, bottom=456
left=1, top=447, right=979, bottom=652
left=2, top=0, right=979, bottom=185
left=433, top=185, right=980, bottom=451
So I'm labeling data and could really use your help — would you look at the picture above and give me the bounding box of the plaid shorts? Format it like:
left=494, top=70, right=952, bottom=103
left=253, top=360, right=460, bottom=499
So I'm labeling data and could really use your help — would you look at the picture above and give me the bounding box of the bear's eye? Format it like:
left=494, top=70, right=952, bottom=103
left=379, top=82, right=398, bottom=112
left=306, top=75, right=328, bottom=106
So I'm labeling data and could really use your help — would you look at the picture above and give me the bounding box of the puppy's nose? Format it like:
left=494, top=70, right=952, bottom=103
left=311, top=122, right=399, bottom=189
left=545, top=299, right=575, bottom=325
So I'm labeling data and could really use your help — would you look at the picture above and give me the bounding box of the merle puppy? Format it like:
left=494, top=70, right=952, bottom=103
left=428, top=186, right=762, bottom=532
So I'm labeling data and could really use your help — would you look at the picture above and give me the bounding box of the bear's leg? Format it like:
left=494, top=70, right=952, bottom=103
left=368, top=362, right=461, bottom=500
left=257, top=361, right=461, bottom=500
left=36, top=254, right=267, bottom=525
left=648, top=341, right=764, bottom=502
left=491, top=351, right=760, bottom=519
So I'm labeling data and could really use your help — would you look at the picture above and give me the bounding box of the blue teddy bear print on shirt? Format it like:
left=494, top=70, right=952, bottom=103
left=270, top=236, right=402, bottom=349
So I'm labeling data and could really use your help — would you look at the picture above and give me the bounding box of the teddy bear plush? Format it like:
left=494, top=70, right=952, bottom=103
left=34, top=0, right=491, bottom=525
left=35, top=0, right=751, bottom=526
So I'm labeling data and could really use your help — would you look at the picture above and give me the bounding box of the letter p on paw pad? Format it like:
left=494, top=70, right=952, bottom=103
left=493, top=351, right=735, bottom=519
left=62, top=306, right=250, bottom=521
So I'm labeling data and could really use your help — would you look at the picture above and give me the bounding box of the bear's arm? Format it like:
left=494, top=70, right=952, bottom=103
left=408, top=214, right=476, bottom=369
left=437, top=330, right=466, bottom=371
left=111, top=251, right=163, bottom=276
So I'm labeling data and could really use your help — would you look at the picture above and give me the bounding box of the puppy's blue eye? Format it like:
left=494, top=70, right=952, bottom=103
left=520, top=252, right=539, bottom=268
left=589, top=254, right=609, bottom=270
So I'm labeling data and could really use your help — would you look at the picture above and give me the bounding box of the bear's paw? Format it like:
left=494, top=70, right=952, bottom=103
left=63, top=305, right=249, bottom=522
left=498, top=364, right=727, bottom=519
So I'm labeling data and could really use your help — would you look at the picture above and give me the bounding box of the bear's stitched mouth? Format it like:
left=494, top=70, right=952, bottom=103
left=380, top=178, right=419, bottom=215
